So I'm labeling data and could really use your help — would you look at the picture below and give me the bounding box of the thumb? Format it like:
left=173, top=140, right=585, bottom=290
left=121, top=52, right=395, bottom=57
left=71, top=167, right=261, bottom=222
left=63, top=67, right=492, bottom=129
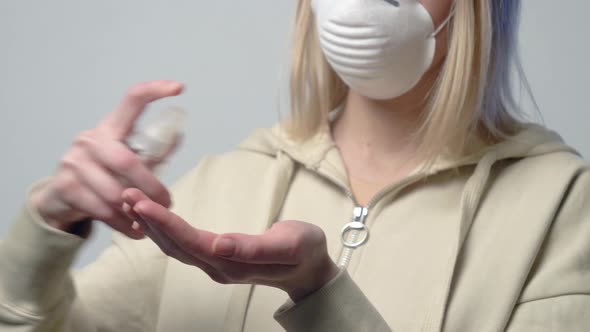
left=213, top=221, right=320, bottom=265
left=98, top=80, right=184, bottom=139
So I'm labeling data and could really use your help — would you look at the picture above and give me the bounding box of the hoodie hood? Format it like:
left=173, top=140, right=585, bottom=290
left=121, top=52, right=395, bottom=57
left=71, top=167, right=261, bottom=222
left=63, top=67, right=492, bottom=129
left=239, top=123, right=578, bottom=174
left=238, top=122, right=580, bottom=331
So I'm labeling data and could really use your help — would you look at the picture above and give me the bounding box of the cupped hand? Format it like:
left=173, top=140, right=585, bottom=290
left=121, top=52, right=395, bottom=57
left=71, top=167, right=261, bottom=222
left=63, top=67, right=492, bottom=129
left=31, top=80, right=183, bottom=238
left=122, top=188, right=340, bottom=302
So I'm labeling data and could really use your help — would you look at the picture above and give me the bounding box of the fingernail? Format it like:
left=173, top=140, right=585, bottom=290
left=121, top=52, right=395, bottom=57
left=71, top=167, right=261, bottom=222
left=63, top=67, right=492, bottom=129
left=131, top=221, right=142, bottom=231
left=129, top=229, right=145, bottom=240
left=134, top=206, right=145, bottom=218
left=214, top=238, right=235, bottom=257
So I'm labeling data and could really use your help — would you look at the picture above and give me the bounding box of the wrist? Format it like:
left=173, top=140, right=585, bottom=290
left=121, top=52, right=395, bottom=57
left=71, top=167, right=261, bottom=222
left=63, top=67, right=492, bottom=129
left=30, top=187, right=92, bottom=237
left=287, top=258, right=340, bottom=303
left=45, top=218, right=92, bottom=236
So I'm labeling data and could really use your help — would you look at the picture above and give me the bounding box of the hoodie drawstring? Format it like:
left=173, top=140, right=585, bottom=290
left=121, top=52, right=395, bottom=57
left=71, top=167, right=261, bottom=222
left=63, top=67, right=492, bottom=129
left=422, top=151, right=499, bottom=332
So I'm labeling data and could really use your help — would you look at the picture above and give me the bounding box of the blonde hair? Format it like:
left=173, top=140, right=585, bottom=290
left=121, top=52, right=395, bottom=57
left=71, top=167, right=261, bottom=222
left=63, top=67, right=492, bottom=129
left=285, top=0, right=529, bottom=162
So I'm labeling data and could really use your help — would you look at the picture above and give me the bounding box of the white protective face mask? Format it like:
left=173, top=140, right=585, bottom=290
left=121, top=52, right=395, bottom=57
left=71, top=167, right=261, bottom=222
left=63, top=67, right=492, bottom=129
left=312, top=0, right=452, bottom=100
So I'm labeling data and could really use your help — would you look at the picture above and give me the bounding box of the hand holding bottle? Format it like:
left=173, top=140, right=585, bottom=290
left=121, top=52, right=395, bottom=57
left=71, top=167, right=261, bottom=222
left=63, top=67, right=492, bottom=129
left=30, top=80, right=184, bottom=239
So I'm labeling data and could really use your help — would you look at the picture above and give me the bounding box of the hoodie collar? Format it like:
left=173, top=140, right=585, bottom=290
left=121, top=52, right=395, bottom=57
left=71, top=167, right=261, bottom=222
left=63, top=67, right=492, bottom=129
left=239, top=122, right=578, bottom=178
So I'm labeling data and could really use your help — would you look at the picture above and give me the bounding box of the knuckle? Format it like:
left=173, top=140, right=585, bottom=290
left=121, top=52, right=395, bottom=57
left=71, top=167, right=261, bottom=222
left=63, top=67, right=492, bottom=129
left=59, top=191, right=78, bottom=207
left=295, top=221, right=325, bottom=245
left=103, top=190, right=124, bottom=207
left=54, top=173, right=81, bottom=196
left=310, top=225, right=328, bottom=245
left=72, top=132, right=101, bottom=152
left=75, top=130, right=96, bottom=141
left=59, top=145, right=90, bottom=171
left=287, top=239, right=304, bottom=259
left=111, top=153, right=139, bottom=174
left=143, top=182, right=168, bottom=204
left=291, top=227, right=307, bottom=245
left=152, top=187, right=171, bottom=206
left=97, top=208, right=117, bottom=223
left=238, top=243, right=260, bottom=262
left=59, top=154, right=79, bottom=171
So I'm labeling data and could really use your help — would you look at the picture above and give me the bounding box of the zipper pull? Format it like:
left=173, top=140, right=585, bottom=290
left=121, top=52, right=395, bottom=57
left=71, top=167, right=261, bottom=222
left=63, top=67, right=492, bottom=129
left=338, top=207, right=370, bottom=268
left=341, top=207, right=370, bottom=249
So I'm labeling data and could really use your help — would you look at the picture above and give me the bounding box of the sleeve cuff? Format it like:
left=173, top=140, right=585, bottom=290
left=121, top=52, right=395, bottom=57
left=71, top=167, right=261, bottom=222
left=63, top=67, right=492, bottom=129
left=0, top=180, right=88, bottom=315
left=274, top=269, right=391, bottom=332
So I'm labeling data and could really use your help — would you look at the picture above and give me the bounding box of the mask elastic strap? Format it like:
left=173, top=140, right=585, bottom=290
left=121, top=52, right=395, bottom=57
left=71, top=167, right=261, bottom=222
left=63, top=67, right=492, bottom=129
left=431, top=6, right=456, bottom=37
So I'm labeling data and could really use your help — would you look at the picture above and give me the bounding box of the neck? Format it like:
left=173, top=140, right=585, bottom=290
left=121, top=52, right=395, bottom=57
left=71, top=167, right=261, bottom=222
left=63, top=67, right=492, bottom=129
left=332, top=65, right=440, bottom=161
left=330, top=64, right=443, bottom=187
left=332, top=92, right=422, bottom=159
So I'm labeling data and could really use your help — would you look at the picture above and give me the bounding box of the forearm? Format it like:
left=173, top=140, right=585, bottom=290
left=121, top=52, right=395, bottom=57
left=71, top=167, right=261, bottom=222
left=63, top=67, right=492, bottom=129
left=275, top=269, right=392, bottom=332
left=0, top=198, right=85, bottom=330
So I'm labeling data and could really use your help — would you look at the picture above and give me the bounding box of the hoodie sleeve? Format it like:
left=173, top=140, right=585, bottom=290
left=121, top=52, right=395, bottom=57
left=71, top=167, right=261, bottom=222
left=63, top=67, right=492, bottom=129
left=274, top=269, right=392, bottom=332
left=0, top=180, right=169, bottom=332
left=505, top=168, right=590, bottom=332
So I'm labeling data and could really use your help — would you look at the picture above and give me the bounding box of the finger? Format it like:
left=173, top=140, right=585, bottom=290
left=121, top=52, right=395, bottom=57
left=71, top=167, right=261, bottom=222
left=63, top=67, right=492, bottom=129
left=122, top=187, right=151, bottom=209
left=122, top=194, right=215, bottom=270
left=122, top=190, right=157, bottom=237
left=212, top=233, right=301, bottom=265
left=123, top=190, right=197, bottom=253
left=123, top=191, right=298, bottom=283
left=122, top=188, right=157, bottom=229
left=82, top=136, right=171, bottom=207
left=98, top=80, right=184, bottom=139
left=122, top=202, right=141, bottom=221
left=66, top=153, right=126, bottom=209
left=123, top=199, right=185, bottom=260
left=58, top=178, right=142, bottom=239
left=131, top=198, right=218, bottom=256
left=125, top=195, right=295, bottom=283
left=122, top=203, right=143, bottom=233
left=212, top=221, right=318, bottom=265
left=135, top=215, right=196, bottom=265
left=105, top=211, right=145, bottom=240
left=212, top=260, right=296, bottom=285
left=134, top=213, right=225, bottom=280
left=122, top=191, right=176, bottom=246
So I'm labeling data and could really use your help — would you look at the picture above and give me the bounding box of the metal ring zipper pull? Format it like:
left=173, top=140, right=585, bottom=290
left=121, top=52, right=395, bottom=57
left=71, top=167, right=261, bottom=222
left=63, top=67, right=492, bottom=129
left=341, top=221, right=370, bottom=249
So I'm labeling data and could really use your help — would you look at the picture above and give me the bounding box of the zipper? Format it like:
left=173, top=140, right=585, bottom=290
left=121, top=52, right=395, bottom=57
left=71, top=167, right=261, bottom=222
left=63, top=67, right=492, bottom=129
left=338, top=207, right=369, bottom=267
left=313, top=167, right=428, bottom=268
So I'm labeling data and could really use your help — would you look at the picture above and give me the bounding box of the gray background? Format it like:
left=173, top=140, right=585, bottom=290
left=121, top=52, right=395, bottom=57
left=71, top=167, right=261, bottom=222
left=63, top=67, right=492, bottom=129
left=0, top=1, right=588, bottom=267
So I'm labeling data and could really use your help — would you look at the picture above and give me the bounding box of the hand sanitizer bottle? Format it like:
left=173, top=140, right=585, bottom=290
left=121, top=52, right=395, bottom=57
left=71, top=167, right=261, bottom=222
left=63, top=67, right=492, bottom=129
left=126, top=107, right=186, bottom=168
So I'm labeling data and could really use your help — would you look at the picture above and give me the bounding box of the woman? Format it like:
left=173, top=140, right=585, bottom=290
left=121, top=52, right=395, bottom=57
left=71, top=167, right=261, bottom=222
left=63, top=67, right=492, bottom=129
left=1, top=0, right=588, bottom=331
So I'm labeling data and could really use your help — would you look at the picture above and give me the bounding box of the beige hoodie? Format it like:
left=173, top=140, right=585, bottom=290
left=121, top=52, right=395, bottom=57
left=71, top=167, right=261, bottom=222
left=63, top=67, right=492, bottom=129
left=1, top=123, right=589, bottom=332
